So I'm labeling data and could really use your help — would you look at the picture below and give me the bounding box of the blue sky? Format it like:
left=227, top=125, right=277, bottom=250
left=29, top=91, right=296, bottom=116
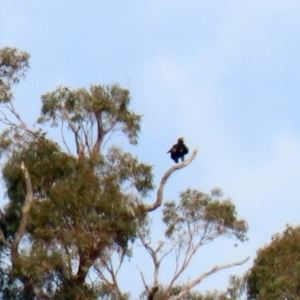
left=1, top=0, right=300, bottom=297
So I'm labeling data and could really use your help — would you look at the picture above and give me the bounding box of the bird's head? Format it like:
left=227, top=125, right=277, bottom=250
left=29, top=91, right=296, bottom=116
left=178, top=137, right=185, bottom=142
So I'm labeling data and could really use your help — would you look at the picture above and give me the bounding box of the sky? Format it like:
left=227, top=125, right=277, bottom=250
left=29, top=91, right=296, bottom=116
left=1, top=0, right=300, bottom=298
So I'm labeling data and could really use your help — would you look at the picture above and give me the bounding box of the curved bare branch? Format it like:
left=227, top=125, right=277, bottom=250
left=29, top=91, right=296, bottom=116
left=146, top=148, right=199, bottom=213
left=169, top=257, right=250, bottom=300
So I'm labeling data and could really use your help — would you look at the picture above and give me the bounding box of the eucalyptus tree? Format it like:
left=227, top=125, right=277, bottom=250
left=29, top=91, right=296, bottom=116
left=0, top=47, right=248, bottom=300
left=246, top=225, right=300, bottom=300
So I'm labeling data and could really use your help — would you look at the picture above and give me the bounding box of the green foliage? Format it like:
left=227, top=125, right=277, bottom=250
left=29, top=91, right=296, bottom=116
left=137, top=189, right=248, bottom=300
left=246, top=225, right=300, bottom=300
left=38, top=84, right=141, bottom=145
left=0, top=136, right=152, bottom=298
left=224, top=275, right=246, bottom=300
left=163, top=188, right=248, bottom=242
left=0, top=46, right=154, bottom=299
left=0, top=47, right=248, bottom=299
left=0, top=47, right=30, bottom=102
left=0, top=138, right=75, bottom=242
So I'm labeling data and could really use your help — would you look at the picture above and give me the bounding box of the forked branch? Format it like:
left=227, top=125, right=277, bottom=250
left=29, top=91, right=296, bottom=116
left=146, top=148, right=199, bottom=212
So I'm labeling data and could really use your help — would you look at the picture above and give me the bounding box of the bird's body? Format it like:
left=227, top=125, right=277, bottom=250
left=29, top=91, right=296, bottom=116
left=167, top=137, right=189, bottom=163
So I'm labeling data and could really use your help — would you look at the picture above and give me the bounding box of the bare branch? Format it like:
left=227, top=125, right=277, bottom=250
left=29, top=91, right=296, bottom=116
left=0, top=101, right=40, bottom=139
left=169, top=257, right=250, bottom=300
left=106, top=258, right=119, bottom=287
left=166, top=227, right=196, bottom=293
left=94, top=264, right=124, bottom=299
left=115, top=250, right=126, bottom=277
left=136, top=265, right=149, bottom=291
left=9, top=104, right=33, bottom=134
left=166, top=217, right=227, bottom=293
left=60, top=119, right=71, bottom=155
left=146, top=148, right=199, bottom=212
left=139, top=232, right=160, bottom=285
left=93, top=265, right=112, bottom=286
left=101, top=126, right=123, bottom=150
left=60, top=106, right=84, bottom=158
left=93, top=252, right=125, bottom=298
left=81, top=121, right=91, bottom=156
left=139, top=231, right=174, bottom=290
left=61, top=106, right=77, bottom=134
left=158, top=247, right=173, bottom=265
left=137, top=265, right=160, bottom=300
left=91, top=111, right=104, bottom=157
left=11, top=161, right=34, bottom=253
left=3, top=160, right=44, bottom=300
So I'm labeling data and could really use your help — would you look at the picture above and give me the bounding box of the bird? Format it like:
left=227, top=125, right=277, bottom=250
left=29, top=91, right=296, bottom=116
left=167, top=137, right=189, bottom=163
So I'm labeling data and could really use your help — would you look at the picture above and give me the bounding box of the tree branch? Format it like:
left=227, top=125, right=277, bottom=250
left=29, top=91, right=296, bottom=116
left=136, top=264, right=159, bottom=300
left=0, top=103, right=41, bottom=139
left=146, top=148, right=199, bottom=212
left=81, top=121, right=92, bottom=156
left=166, top=227, right=195, bottom=292
left=91, top=111, right=104, bottom=157
left=169, top=257, right=250, bottom=300
left=93, top=255, right=124, bottom=298
left=11, top=161, right=34, bottom=253
left=60, top=105, right=84, bottom=158
left=139, top=232, right=161, bottom=286
left=136, top=265, right=149, bottom=291
left=8, top=161, right=40, bottom=298
left=60, top=119, right=72, bottom=155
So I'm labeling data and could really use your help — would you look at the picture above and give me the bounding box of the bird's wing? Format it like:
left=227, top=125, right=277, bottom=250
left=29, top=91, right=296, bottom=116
left=183, top=144, right=189, bottom=154
left=167, top=145, right=177, bottom=153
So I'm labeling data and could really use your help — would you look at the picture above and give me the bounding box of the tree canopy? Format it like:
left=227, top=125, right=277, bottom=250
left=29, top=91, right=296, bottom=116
left=0, top=47, right=249, bottom=300
left=246, top=225, right=300, bottom=300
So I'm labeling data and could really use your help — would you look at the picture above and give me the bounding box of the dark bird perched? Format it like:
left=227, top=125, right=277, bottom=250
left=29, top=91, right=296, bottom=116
left=167, top=137, right=189, bottom=163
